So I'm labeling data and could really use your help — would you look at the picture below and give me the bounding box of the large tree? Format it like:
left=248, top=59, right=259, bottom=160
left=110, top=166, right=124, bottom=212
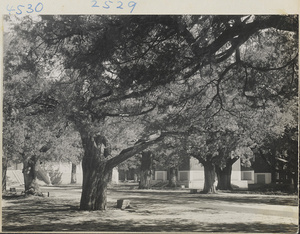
left=259, top=126, right=298, bottom=190
left=216, top=145, right=254, bottom=190
left=4, top=15, right=298, bottom=209
left=186, top=125, right=241, bottom=194
left=253, top=96, right=298, bottom=190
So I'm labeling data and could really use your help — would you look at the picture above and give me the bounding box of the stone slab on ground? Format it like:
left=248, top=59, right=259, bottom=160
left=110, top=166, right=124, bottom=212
left=117, top=199, right=130, bottom=209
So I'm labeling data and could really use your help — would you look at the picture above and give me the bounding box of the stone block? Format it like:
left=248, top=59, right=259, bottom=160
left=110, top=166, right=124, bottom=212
left=117, top=199, right=130, bottom=209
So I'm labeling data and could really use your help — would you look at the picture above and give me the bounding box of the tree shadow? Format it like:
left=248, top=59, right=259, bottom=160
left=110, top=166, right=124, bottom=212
left=2, top=219, right=298, bottom=232
left=189, top=194, right=298, bottom=206
left=3, top=197, right=80, bottom=225
left=110, top=189, right=298, bottom=206
left=2, top=190, right=298, bottom=232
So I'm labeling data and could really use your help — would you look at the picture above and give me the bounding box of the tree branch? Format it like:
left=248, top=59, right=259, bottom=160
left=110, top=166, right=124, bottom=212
left=179, top=15, right=297, bottom=65
left=105, top=130, right=188, bottom=170
left=241, top=53, right=298, bottom=72
left=86, top=89, right=113, bottom=110
left=105, top=134, right=164, bottom=170
left=88, top=104, right=157, bottom=120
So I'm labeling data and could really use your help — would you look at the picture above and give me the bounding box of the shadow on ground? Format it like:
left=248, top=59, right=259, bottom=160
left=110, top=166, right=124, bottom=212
left=3, top=219, right=298, bottom=232
left=112, top=189, right=298, bottom=206
left=2, top=188, right=298, bottom=233
left=192, top=194, right=298, bottom=206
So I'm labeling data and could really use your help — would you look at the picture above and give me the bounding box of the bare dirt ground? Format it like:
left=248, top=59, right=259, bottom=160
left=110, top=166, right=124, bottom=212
left=2, top=183, right=299, bottom=233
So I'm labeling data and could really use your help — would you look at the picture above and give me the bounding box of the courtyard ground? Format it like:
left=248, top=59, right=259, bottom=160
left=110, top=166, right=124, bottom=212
left=2, top=183, right=298, bottom=233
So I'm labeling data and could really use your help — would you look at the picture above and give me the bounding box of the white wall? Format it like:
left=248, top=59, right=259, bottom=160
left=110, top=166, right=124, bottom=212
left=254, top=173, right=272, bottom=184
left=231, top=159, right=241, bottom=181
left=154, top=158, right=249, bottom=189
left=155, top=171, right=167, bottom=181
left=241, top=170, right=255, bottom=184
left=112, top=168, right=119, bottom=184
left=46, top=162, right=119, bottom=185
left=48, top=162, right=83, bottom=184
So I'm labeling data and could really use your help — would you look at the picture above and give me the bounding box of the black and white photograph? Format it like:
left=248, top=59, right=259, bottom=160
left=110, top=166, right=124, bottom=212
left=2, top=14, right=299, bottom=232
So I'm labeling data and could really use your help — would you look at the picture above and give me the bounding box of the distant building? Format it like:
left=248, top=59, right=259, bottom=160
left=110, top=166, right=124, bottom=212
left=241, top=154, right=289, bottom=185
left=6, top=162, right=119, bottom=187
left=153, top=157, right=249, bottom=189
left=7, top=154, right=288, bottom=189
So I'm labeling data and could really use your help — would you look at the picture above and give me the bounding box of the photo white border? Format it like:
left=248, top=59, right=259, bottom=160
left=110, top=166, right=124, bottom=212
left=0, top=0, right=299, bottom=233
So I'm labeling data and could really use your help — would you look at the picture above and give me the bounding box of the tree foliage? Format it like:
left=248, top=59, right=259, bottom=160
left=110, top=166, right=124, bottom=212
left=3, top=15, right=298, bottom=207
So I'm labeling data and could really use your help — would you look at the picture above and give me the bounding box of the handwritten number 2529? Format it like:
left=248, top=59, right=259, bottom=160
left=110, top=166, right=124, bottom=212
left=92, top=0, right=137, bottom=13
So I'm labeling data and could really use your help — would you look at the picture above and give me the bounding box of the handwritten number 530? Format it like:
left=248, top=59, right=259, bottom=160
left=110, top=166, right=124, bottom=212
left=7, top=2, right=43, bottom=15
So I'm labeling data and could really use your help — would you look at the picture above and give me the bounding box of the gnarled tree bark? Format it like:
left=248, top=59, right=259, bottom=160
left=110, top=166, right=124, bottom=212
left=22, top=155, right=43, bottom=196
left=139, top=151, right=153, bottom=189
left=78, top=126, right=165, bottom=210
left=79, top=130, right=111, bottom=210
left=202, top=161, right=217, bottom=194
left=216, top=157, right=239, bottom=190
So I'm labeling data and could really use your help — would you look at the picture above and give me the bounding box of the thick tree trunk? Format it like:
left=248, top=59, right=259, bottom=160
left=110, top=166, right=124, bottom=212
left=168, top=167, right=177, bottom=187
left=80, top=164, right=109, bottom=210
left=76, top=121, right=163, bottom=210
left=79, top=131, right=111, bottom=210
left=22, top=156, right=43, bottom=196
left=216, top=166, right=232, bottom=190
left=2, top=157, right=8, bottom=192
left=202, top=162, right=217, bottom=194
left=71, top=163, right=77, bottom=184
left=216, top=157, right=239, bottom=190
left=139, top=151, right=152, bottom=189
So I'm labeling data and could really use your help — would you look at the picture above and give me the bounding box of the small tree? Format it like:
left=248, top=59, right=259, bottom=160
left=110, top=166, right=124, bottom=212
left=71, top=163, right=77, bottom=184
